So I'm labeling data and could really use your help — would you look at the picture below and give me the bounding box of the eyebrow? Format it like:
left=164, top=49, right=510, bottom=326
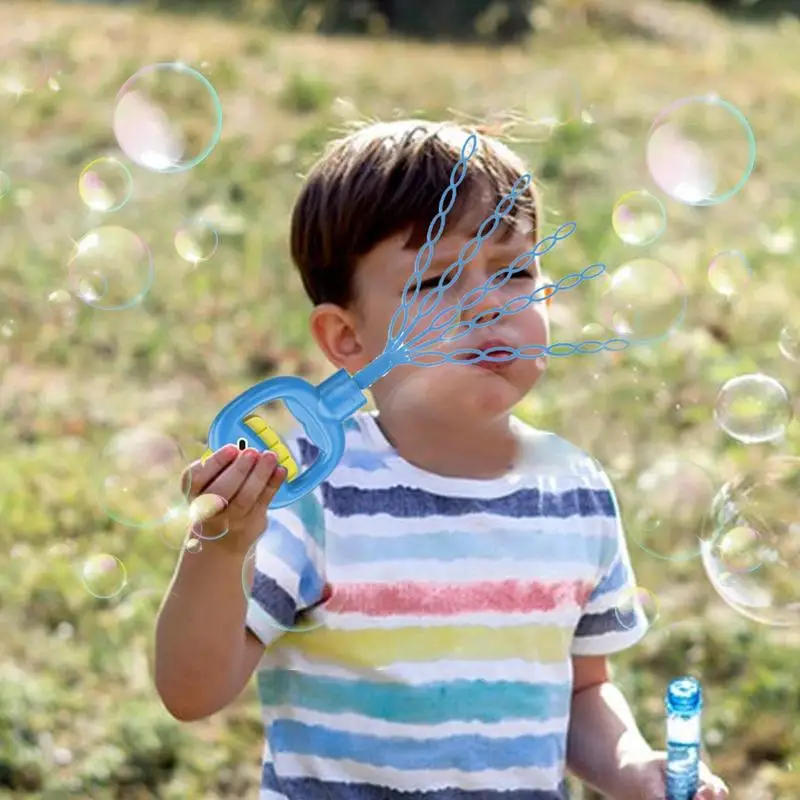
left=401, top=218, right=516, bottom=252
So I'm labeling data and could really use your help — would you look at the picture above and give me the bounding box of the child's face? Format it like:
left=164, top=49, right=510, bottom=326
left=349, top=203, right=549, bottom=424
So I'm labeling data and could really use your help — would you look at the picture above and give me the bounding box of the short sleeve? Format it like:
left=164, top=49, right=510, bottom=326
left=571, top=472, right=650, bottom=656
left=245, top=432, right=327, bottom=647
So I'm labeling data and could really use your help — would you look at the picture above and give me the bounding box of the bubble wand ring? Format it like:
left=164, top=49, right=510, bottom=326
left=389, top=172, right=532, bottom=349
left=404, top=221, right=579, bottom=350
left=206, top=136, right=617, bottom=508
left=388, top=132, right=479, bottom=345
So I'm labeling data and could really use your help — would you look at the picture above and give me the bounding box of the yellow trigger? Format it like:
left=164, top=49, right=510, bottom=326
left=201, top=417, right=299, bottom=481
left=243, top=415, right=299, bottom=480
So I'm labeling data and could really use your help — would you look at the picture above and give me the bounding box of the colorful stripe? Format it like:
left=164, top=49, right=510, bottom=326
left=328, top=528, right=604, bottom=564
left=270, top=720, right=566, bottom=771
left=321, top=483, right=615, bottom=519
left=261, top=763, right=568, bottom=800
left=330, top=579, right=593, bottom=616
left=284, top=624, right=573, bottom=668
left=257, top=670, right=571, bottom=724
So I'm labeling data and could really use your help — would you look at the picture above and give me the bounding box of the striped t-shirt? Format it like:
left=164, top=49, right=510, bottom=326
left=246, top=412, right=648, bottom=800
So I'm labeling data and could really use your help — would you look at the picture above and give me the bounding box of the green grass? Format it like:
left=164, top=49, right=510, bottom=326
left=2, top=0, right=800, bottom=796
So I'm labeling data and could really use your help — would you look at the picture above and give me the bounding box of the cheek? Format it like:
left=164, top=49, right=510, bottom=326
left=520, top=306, right=550, bottom=345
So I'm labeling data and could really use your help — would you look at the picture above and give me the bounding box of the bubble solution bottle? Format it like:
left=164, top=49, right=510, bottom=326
left=665, top=676, right=702, bottom=800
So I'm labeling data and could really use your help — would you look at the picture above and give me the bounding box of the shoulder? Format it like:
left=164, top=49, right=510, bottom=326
left=511, top=416, right=608, bottom=485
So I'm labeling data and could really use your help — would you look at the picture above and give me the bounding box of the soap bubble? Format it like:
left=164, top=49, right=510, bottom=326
left=99, top=427, right=188, bottom=528
left=701, top=456, right=800, bottom=627
left=717, top=526, right=763, bottom=574
left=714, top=373, right=792, bottom=444
left=778, top=324, right=800, bottom=362
left=78, top=157, right=133, bottom=212
left=614, top=586, right=660, bottom=631
left=516, top=69, right=583, bottom=141
left=81, top=553, right=127, bottom=599
left=599, top=259, right=686, bottom=342
left=0, top=318, right=17, bottom=340
left=707, top=250, right=751, bottom=297
left=646, top=95, right=755, bottom=206
left=174, top=218, right=219, bottom=265
left=611, top=190, right=666, bottom=246
left=45, top=290, right=77, bottom=326
left=243, top=495, right=344, bottom=633
left=113, top=62, right=222, bottom=173
left=188, top=494, right=229, bottom=541
left=0, top=39, right=48, bottom=99
left=632, top=456, right=717, bottom=561
left=67, top=226, right=153, bottom=310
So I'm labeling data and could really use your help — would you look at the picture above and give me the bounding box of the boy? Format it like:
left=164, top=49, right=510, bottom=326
left=155, top=121, right=729, bottom=799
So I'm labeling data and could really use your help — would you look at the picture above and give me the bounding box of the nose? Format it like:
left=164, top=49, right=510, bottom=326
left=457, top=274, right=504, bottom=328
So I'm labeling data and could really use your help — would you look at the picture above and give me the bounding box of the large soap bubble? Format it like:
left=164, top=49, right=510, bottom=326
left=701, top=456, right=800, bottom=627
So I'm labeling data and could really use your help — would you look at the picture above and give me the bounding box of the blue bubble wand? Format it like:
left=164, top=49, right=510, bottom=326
left=206, top=132, right=626, bottom=507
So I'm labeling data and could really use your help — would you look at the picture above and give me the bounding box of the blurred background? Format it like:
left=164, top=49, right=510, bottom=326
left=2, top=0, right=800, bottom=797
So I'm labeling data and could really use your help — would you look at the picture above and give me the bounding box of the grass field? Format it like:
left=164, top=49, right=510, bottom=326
left=2, top=0, right=800, bottom=797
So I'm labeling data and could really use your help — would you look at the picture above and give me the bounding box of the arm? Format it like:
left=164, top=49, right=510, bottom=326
left=154, top=544, right=267, bottom=721
left=567, top=656, right=654, bottom=799
left=154, top=442, right=325, bottom=723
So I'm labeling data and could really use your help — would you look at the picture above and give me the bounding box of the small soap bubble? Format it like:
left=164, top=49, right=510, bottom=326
left=113, top=62, right=222, bottom=173
left=81, top=553, right=127, bottom=599
left=46, top=290, right=77, bottom=325
left=517, top=69, right=583, bottom=142
left=243, top=495, right=344, bottom=633
left=778, top=324, right=800, bottom=363
left=599, top=258, right=686, bottom=342
left=0, top=318, right=17, bottom=340
left=0, top=39, right=48, bottom=99
left=99, top=427, right=188, bottom=528
left=174, top=218, right=219, bottom=265
left=707, top=250, right=751, bottom=297
left=614, top=586, right=660, bottom=631
left=189, top=494, right=229, bottom=541
left=67, top=226, right=153, bottom=310
left=702, top=457, right=800, bottom=627
left=633, top=456, right=717, bottom=561
left=611, top=190, right=666, bottom=246
left=78, top=157, right=133, bottom=212
left=185, top=537, right=203, bottom=554
left=714, top=373, right=792, bottom=445
left=717, top=526, right=763, bottom=574
left=646, top=95, right=755, bottom=206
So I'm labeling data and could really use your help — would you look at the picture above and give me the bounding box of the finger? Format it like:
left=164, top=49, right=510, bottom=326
left=204, top=449, right=260, bottom=501
left=255, top=463, right=288, bottom=510
left=185, top=444, right=239, bottom=496
left=694, top=779, right=729, bottom=800
left=230, top=451, right=279, bottom=514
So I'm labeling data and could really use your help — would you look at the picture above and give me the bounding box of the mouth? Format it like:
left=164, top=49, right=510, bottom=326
left=472, top=338, right=517, bottom=371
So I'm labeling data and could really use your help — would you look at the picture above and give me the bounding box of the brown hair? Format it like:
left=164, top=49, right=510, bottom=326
left=290, top=120, right=539, bottom=307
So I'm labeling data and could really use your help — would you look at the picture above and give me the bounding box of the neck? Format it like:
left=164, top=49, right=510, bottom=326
left=373, top=406, right=520, bottom=480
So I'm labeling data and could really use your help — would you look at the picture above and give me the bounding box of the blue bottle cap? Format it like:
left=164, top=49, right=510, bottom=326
left=665, top=676, right=703, bottom=715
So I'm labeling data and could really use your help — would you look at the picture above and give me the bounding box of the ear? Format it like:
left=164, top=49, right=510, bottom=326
left=309, top=303, right=369, bottom=372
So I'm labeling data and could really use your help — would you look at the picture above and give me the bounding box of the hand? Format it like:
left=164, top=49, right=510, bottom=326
left=183, top=444, right=287, bottom=552
left=617, top=749, right=729, bottom=800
